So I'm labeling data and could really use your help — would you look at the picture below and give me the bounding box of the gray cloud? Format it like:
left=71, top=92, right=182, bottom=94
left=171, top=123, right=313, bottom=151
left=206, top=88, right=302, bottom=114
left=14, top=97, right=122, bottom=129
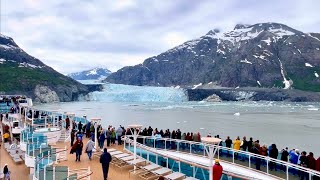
left=1, top=0, right=320, bottom=74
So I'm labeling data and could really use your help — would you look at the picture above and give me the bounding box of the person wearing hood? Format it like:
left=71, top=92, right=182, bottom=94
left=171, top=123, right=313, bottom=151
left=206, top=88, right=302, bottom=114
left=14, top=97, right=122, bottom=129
left=71, top=137, right=83, bottom=161
left=212, top=159, right=223, bottom=180
left=233, top=136, right=241, bottom=159
left=100, top=148, right=112, bottom=180
left=85, top=138, right=95, bottom=160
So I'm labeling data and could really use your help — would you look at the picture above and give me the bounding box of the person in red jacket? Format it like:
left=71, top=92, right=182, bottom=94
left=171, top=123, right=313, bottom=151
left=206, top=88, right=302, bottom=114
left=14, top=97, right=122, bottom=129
left=212, top=159, right=223, bottom=180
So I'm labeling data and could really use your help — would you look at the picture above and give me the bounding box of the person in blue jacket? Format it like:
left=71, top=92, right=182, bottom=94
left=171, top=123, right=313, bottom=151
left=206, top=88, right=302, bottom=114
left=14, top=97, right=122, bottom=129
left=100, top=148, right=112, bottom=180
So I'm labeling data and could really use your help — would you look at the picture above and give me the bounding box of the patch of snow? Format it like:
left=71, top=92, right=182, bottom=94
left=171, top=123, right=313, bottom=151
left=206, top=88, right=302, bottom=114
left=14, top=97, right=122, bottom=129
left=269, top=28, right=295, bottom=38
left=315, top=72, right=319, bottom=78
left=316, top=48, right=319, bottom=50
left=235, top=86, right=240, bottom=89
left=0, top=58, right=5, bottom=64
left=162, top=60, right=169, bottom=62
left=261, top=37, right=272, bottom=45
left=174, top=85, right=181, bottom=89
left=297, top=49, right=301, bottom=54
left=19, top=62, right=42, bottom=68
left=240, top=58, right=252, bottom=64
left=192, top=83, right=203, bottom=89
left=257, top=81, right=261, bottom=86
left=217, top=49, right=225, bottom=55
left=308, top=33, right=320, bottom=42
left=253, top=55, right=259, bottom=58
left=257, top=45, right=262, bottom=48
left=87, top=68, right=98, bottom=75
left=208, top=82, right=213, bottom=85
left=278, top=58, right=291, bottom=89
left=305, top=63, right=313, bottom=67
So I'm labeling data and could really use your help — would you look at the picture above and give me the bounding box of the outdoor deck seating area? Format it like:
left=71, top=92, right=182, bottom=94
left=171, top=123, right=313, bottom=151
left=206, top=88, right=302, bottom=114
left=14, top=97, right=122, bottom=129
left=3, top=142, right=24, bottom=163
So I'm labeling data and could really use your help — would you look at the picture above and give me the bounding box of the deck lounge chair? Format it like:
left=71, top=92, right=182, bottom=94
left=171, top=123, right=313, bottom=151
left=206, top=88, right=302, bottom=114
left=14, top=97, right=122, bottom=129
left=164, top=172, right=185, bottom=180
left=128, top=163, right=160, bottom=177
left=140, top=167, right=172, bottom=180
left=110, top=151, right=123, bottom=156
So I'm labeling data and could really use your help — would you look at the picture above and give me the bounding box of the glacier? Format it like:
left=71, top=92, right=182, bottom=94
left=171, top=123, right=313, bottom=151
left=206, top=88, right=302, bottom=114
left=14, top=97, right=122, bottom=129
left=82, top=83, right=188, bottom=102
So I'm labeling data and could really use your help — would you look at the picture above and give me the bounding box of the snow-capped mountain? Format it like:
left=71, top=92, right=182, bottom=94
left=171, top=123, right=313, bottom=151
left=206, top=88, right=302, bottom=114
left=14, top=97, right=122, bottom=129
left=106, top=22, right=320, bottom=92
left=68, top=68, right=112, bottom=80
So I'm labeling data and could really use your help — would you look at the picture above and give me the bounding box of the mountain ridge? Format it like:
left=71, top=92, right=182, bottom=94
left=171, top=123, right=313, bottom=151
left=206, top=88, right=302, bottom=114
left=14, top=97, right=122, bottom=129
left=0, top=33, right=90, bottom=103
left=68, top=67, right=112, bottom=80
left=105, top=22, right=320, bottom=93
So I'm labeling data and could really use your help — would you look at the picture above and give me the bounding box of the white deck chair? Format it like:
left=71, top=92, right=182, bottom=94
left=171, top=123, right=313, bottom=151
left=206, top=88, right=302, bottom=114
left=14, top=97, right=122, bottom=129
left=164, top=172, right=186, bottom=180
left=139, top=164, right=162, bottom=180
left=110, top=151, right=123, bottom=156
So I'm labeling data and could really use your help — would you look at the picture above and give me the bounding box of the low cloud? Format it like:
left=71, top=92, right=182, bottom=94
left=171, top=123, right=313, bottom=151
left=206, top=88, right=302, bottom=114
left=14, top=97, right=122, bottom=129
left=1, top=0, right=320, bottom=74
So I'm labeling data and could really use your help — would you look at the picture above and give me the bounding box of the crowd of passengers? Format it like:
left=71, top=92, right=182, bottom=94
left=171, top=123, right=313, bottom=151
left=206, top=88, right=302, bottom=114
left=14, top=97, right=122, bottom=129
left=131, top=126, right=320, bottom=177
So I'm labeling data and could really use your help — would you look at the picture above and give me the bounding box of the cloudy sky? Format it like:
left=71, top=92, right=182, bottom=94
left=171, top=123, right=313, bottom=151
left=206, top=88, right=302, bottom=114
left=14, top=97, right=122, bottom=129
left=1, top=0, right=320, bottom=74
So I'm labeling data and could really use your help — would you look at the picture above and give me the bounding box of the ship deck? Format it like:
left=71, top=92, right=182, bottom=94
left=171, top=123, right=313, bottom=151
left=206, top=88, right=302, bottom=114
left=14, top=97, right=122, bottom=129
left=1, top=138, right=140, bottom=180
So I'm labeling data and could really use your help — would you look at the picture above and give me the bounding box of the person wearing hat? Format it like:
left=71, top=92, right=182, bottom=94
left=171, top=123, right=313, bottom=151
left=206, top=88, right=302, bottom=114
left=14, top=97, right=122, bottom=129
left=212, top=159, right=223, bottom=180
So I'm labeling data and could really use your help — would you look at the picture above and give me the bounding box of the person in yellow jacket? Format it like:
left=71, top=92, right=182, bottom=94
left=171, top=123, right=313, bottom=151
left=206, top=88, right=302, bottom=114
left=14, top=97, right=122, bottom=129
left=3, top=132, right=10, bottom=143
left=233, top=136, right=241, bottom=159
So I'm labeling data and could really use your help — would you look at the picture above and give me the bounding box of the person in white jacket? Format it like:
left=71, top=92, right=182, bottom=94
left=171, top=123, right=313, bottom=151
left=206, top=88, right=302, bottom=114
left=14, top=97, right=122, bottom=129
left=85, top=138, right=95, bottom=160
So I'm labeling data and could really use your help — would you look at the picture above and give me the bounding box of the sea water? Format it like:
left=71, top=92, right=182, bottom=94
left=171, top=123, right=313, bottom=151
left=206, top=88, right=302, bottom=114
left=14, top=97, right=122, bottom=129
left=35, top=83, right=320, bottom=155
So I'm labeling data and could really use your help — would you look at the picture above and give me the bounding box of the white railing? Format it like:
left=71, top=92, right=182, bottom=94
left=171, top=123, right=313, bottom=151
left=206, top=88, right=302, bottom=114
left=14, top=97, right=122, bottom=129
left=124, top=136, right=320, bottom=180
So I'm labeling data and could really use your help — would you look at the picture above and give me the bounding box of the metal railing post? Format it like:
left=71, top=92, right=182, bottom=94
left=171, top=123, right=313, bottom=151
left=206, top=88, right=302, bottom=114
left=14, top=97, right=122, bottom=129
left=164, top=140, right=166, bottom=150
left=190, top=143, right=192, bottom=154
left=249, top=154, right=251, bottom=168
left=232, top=150, right=235, bottom=163
left=53, top=166, right=56, bottom=180
left=267, top=159, right=269, bottom=174
left=286, top=164, right=289, bottom=180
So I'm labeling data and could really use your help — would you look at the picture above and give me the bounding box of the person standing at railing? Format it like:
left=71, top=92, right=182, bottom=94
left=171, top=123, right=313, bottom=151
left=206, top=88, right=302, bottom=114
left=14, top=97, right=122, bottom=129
left=212, top=159, right=223, bottom=180
left=233, top=136, right=241, bottom=160
left=315, top=157, right=320, bottom=180
left=240, top=136, right=248, bottom=161
left=299, top=151, right=309, bottom=180
left=269, top=144, right=279, bottom=171
left=225, top=136, right=232, bottom=157
left=252, top=141, right=261, bottom=170
left=100, top=148, right=112, bottom=180
left=78, top=121, right=83, bottom=133
left=85, top=121, right=91, bottom=138
left=247, top=137, right=253, bottom=153
left=280, top=147, right=289, bottom=171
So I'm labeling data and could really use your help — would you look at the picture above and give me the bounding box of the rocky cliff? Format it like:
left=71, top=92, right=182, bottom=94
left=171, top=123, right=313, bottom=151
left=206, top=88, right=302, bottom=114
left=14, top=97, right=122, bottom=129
left=106, top=23, right=320, bottom=92
left=0, top=34, right=90, bottom=103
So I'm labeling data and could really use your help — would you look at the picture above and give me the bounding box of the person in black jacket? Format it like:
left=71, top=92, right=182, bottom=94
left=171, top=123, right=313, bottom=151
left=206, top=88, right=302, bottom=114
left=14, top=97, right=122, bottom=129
left=280, top=147, right=289, bottom=171
left=269, top=144, right=279, bottom=171
left=100, top=148, right=112, bottom=180
left=225, top=136, right=232, bottom=157
left=299, top=151, right=309, bottom=180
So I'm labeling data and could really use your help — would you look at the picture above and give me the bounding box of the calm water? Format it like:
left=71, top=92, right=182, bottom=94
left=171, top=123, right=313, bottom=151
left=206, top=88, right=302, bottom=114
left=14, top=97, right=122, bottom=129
left=35, top=101, right=320, bottom=155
